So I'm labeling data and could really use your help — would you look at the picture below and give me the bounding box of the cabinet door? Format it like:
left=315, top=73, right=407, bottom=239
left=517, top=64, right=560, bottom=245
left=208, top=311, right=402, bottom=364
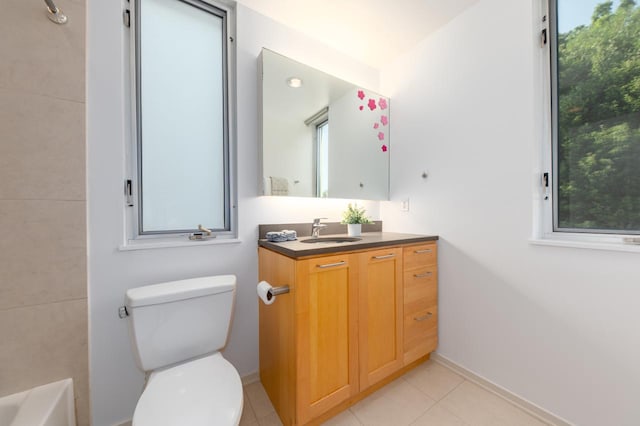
left=358, top=247, right=404, bottom=390
left=295, top=254, right=359, bottom=424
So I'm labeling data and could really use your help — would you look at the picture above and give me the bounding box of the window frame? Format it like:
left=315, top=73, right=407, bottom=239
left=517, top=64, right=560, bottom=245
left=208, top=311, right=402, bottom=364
left=538, top=0, right=640, bottom=247
left=124, top=0, right=237, bottom=244
left=315, top=119, right=329, bottom=198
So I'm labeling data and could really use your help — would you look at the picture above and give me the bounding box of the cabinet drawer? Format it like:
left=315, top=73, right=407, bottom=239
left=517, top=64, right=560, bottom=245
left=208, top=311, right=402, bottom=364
left=403, top=243, right=437, bottom=270
left=404, top=267, right=437, bottom=308
left=404, top=305, right=438, bottom=364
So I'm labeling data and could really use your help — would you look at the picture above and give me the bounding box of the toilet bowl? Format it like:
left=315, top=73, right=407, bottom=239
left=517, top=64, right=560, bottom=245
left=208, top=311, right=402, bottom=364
left=124, top=275, right=243, bottom=426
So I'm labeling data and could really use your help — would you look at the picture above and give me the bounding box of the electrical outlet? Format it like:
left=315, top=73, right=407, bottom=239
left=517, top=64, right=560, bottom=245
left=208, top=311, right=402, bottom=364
left=401, top=198, right=410, bottom=212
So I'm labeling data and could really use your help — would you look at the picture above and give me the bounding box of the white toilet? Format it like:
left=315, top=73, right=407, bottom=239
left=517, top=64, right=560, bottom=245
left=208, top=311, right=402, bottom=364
left=124, top=275, right=243, bottom=426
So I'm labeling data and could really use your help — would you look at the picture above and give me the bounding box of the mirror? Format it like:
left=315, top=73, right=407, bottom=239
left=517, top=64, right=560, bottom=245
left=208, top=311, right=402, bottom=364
left=259, top=49, right=390, bottom=200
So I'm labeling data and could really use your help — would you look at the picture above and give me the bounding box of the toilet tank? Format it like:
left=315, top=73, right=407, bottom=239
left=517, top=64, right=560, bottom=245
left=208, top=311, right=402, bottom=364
left=125, top=275, right=236, bottom=372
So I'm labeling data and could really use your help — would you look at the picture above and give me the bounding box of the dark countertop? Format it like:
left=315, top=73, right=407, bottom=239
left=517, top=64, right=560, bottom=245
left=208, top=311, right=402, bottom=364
left=258, top=232, right=438, bottom=259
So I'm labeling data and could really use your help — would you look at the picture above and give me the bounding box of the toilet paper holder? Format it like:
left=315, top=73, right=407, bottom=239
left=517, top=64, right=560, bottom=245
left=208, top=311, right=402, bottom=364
left=267, top=285, right=290, bottom=301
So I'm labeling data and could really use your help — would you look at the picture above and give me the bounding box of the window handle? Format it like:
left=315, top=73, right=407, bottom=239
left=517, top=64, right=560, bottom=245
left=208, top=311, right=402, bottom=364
left=189, top=224, right=216, bottom=241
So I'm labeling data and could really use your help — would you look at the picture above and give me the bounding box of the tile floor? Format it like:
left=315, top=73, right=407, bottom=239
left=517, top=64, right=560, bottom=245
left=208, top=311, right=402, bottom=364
left=241, top=360, right=548, bottom=426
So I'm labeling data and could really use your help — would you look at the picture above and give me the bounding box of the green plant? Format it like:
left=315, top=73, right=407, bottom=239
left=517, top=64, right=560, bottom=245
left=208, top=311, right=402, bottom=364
left=341, top=203, right=372, bottom=224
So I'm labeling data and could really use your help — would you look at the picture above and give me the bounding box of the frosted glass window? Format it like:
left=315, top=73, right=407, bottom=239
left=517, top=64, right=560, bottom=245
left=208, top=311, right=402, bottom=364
left=136, top=0, right=229, bottom=233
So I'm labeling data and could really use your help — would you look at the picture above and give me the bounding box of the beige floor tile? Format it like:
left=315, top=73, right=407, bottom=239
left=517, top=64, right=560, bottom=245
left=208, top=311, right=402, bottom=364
left=257, top=411, right=284, bottom=426
left=403, top=360, right=465, bottom=401
left=245, top=382, right=276, bottom=419
left=411, top=403, right=467, bottom=426
left=0, top=88, right=85, bottom=201
left=351, top=378, right=436, bottom=425
left=0, top=199, right=86, bottom=310
left=322, top=409, right=362, bottom=426
left=242, top=366, right=545, bottom=426
left=440, top=381, right=546, bottom=426
left=241, top=391, right=259, bottom=426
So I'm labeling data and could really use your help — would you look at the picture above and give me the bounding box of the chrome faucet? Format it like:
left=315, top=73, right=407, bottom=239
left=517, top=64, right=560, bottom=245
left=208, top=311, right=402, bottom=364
left=311, top=218, right=328, bottom=238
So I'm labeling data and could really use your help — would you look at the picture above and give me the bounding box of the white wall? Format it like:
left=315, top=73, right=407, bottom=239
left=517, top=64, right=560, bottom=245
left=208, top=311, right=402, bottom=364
left=380, top=1, right=640, bottom=425
left=86, top=3, right=380, bottom=425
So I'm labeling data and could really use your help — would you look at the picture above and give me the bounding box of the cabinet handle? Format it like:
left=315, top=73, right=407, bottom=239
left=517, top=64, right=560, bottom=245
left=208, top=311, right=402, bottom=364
left=414, top=248, right=433, bottom=254
left=316, top=261, right=346, bottom=269
left=414, top=272, right=433, bottom=278
left=414, top=312, right=433, bottom=322
left=372, top=254, right=395, bottom=260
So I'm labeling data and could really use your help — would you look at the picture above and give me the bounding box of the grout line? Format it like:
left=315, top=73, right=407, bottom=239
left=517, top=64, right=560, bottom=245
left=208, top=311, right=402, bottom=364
left=437, top=376, right=466, bottom=402
left=424, top=401, right=471, bottom=426
left=0, top=297, right=87, bottom=313
left=0, top=198, right=86, bottom=202
left=0, top=84, right=85, bottom=105
left=393, top=375, right=438, bottom=422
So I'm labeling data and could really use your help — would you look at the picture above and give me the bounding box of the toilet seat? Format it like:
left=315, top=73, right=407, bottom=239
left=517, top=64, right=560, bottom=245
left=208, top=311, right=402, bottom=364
left=132, top=353, right=243, bottom=426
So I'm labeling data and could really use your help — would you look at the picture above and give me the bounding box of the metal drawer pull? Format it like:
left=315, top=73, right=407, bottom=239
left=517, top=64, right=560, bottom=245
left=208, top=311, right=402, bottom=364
left=372, top=254, right=395, bottom=260
left=414, top=248, right=433, bottom=254
left=414, top=312, right=433, bottom=322
left=317, top=261, right=346, bottom=269
left=414, top=272, right=433, bottom=278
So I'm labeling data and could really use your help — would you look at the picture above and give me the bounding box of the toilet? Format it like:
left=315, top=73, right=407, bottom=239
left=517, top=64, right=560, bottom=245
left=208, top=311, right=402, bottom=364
left=124, top=275, right=243, bottom=426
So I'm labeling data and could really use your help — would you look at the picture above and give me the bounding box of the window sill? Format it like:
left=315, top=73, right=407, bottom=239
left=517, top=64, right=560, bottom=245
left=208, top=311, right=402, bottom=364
left=529, top=236, right=640, bottom=253
left=119, top=236, right=241, bottom=251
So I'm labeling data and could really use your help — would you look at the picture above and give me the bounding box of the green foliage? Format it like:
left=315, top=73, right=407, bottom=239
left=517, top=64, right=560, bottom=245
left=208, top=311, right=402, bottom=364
left=557, top=1, right=640, bottom=230
left=341, top=203, right=372, bottom=224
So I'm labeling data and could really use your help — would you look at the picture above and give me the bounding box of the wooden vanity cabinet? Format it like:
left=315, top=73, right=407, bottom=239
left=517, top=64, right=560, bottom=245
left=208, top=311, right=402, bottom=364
left=259, top=241, right=436, bottom=425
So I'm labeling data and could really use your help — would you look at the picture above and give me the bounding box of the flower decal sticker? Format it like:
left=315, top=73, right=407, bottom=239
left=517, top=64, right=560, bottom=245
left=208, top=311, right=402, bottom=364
left=356, top=89, right=389, bottom=154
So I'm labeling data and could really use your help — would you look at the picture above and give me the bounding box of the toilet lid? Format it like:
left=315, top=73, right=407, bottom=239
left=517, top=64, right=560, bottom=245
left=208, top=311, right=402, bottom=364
left=133, top=353, right=243, bottom=426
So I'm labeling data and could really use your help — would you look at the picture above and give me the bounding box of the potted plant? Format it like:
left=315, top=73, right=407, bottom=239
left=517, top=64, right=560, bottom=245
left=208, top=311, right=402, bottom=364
left=341, top=203, right=372, bottom=237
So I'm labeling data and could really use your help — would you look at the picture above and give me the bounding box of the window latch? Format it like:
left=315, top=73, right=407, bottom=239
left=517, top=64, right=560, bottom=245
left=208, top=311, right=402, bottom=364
left=189, top=224, right=216, bottom=241
left=125, top=179, right=134, bottom=207
left=541, top=28, right=548, bottom=47
left=542, top=172, right=550, bottom=200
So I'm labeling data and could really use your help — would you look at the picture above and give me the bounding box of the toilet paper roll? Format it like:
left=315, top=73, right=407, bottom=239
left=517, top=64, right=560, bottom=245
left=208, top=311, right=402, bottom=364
left=257, top=281, right=275, bottom=305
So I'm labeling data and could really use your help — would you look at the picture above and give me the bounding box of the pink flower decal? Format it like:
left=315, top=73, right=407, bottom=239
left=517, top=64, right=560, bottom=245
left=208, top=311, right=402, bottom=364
left=368, top=99, right=377, bottom=111
left=380, top=115, right=388, bottom=126
left=357, top=90, right=365, bottom=100
left=359, top=105, right=364, bottom=111
left=373, top=123, right=379, bottom=129
left=378, top=132, right=385, bottom=141
left=381, top=144, right=388, bottom=152
left=379, top=98, right=388, bottom=110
